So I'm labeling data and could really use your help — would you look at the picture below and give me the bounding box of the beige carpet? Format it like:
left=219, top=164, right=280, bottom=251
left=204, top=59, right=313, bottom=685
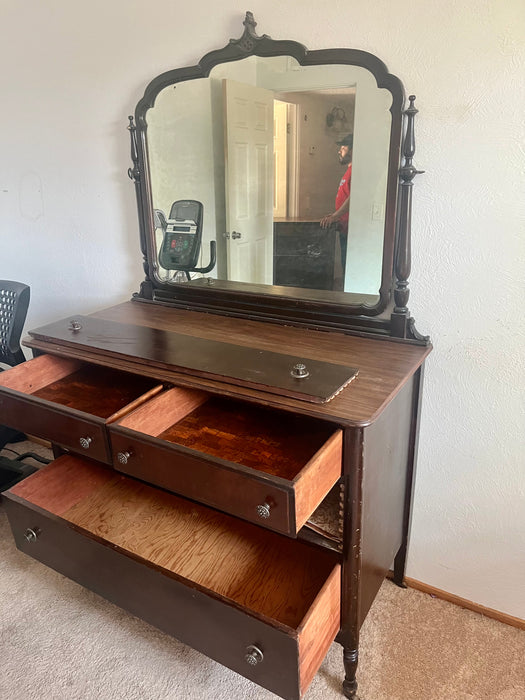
left=1, top=445, right=524, bottom=699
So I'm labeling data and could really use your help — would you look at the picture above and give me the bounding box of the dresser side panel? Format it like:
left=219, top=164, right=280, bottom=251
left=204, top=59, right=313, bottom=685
left=359, top=376, right=416, bottom=624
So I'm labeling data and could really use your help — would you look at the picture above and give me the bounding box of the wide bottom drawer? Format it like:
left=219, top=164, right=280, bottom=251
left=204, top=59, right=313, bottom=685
left=3, top=456, right=341, bottom=700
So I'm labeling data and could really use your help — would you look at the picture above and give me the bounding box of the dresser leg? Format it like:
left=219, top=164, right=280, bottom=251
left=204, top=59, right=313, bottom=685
left=342, top=647, right=359, bottom=698
left=393, top=545, right=408, bottom=588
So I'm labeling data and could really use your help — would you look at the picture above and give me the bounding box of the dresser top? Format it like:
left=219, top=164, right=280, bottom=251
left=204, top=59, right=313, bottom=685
left=25, top=301, right=431, bottom=426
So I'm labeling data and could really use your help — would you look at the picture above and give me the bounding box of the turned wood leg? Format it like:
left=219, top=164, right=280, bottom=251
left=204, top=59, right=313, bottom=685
left=342, top=647, right=359, bottom=699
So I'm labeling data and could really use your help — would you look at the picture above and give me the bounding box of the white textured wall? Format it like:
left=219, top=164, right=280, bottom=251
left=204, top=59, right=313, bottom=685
left=1, top=0, right=524, bottom=618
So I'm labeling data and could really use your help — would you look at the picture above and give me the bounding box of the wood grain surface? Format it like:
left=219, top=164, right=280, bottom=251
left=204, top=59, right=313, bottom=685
left=157, top=396, right=336, bottom=480
left=294, top=430, right=342, bottom=530
left=10, top=456, right=339, bottom=629
left=0, top=355, right=82, bottom=394
left=27, top=315, right=358, bottom=403
left=116, top=385, right=209, bottom=435
left=32, top=365, right=160, bottom=419
left=25, top=301, right=431, bottom=426
left=298, top=565, right=341, bottom=695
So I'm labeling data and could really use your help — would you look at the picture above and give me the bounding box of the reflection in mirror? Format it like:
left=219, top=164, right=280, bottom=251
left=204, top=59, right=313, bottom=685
left=147, top=55, right=392, bottom=299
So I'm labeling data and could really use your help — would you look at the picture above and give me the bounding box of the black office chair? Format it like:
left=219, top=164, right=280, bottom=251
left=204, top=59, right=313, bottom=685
left=0, top=281, right=46, bottom=482
left=0, top=280, right=30, bottom=368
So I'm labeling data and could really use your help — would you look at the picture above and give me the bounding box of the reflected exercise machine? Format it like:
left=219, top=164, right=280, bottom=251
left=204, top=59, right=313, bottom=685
left=157, top=200, right=216, bottom=280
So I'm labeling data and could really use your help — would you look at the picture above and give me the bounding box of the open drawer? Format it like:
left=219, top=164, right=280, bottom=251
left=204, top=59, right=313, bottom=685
left=109, top=386, right=342, bottom=536
left=3, top=456, right=341, bottom=700
left=0, top=355, right=163, bottom=464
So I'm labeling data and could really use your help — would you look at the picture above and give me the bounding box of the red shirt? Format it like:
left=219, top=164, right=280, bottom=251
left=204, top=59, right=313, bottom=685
left=335, top=163, right=352, bottom=232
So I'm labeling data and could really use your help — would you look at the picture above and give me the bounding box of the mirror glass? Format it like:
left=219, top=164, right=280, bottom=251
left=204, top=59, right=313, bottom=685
left=146, top=55, right=393, bottom=301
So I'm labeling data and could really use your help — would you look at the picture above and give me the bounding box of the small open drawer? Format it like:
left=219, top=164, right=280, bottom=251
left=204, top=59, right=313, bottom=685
left=3, top=456, right=341, bottom=700
left=0, top=355, right=163, bottom=464
left=109, top=386, right=342, bottom=536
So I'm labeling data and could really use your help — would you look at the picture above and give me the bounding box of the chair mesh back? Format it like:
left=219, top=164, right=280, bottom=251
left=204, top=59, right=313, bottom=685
left=0, top=281, right=30, bottom=367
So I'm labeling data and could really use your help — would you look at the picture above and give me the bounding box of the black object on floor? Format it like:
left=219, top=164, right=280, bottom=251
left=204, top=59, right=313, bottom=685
left=0, top=452, right=51, bottom=492
left=0, top=425, right=26, bottom=450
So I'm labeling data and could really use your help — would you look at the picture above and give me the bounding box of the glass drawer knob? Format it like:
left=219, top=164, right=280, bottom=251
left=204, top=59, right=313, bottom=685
left=245, top=645, right=264, bottom=666
left=291, top=362, right=309, bottom=379
left=68, top=320, right=82, bottom=332
left=117, top=451, right=132, bottom=465
left=24, top=528, right=39, bottom=543
left=257, top=503, right=271, bottom=519
left=79, top=436, right=92, bottom=449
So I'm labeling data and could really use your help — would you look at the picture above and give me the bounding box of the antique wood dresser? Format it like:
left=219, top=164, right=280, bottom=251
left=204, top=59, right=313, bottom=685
left=1, top=13, right=431, bottom=700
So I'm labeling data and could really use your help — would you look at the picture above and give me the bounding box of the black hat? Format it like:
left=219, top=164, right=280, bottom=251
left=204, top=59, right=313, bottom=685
left=336, top=134, right=353, bottom=148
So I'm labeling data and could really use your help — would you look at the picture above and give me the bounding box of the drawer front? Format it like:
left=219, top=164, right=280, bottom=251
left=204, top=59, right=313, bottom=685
left=110, top=430, right=293, bottom=535
left=4, top=495, right=302, bottom=700
left=0, top=390, right=110, bottom=463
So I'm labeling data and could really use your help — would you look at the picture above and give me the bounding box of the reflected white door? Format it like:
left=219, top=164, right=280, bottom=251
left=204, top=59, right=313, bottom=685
left=223, top=79, right=274, bottom=284
left=273, top=100, right=288, bottom=219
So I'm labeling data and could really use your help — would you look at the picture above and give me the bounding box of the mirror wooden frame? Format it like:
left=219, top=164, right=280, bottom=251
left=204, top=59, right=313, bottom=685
left=128, top=12, right=427, bottom=343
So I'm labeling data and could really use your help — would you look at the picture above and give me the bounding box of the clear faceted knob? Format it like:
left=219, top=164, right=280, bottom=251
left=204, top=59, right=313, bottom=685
left=79, top=436, right=92, bottom=449
left=117, top=451, right=132, bottom=465
left=256, top=503, right=271, bottom=519
left=245, top=645, right=264, bottom=666
left=24, top=528, right=39, bottom=543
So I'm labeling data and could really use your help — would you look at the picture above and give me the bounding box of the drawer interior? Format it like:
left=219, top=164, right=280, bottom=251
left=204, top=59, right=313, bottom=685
left=117, top=386, right=337, bottom=481
left=9, top=456, right=340, bottom=630
left=0, top=355, right=163, bottom=420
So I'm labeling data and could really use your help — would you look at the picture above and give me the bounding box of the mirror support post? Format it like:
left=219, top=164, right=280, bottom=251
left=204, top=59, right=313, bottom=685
left=128, top=116, right=154, bottom=300
left=391, top=96, right=427, bottom=341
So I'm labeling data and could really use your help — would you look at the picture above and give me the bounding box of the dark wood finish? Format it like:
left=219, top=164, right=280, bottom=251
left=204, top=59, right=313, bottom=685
left=110, top=427, right=293, bottom=534
left=28, top=315, right=358, bottom=404
left=337, top=376, right=420, bottom=699
left=358, top=378, right=415, bottom=623
left=109, top=387, right=342, bottom=536
left=0, top=354, right=162, bottom=464
left=3, top=455, right=341, bottom=700
left=157, top=276, right=380, bottom=310
left=129, top=12, right=414, bottom=335
left=0, top=383, right=111, bottom=463
left=340, top=427, right=364, bottom=699
left=391, top=96, right=427, bottom=342
left=393, top=364, right=425, bottom=586
left=3, top=495, right=303, bottom=699
left=2, top=15, right=432, bottom=697
left=25, top=302, right=431, bottom=426
left=7, top=295, right=430, bottom=698
left=273, top=222, right=337, bottom=291
left=8, top=456, right=337, bottom=624
left=127, top=116, right=154, bottom=300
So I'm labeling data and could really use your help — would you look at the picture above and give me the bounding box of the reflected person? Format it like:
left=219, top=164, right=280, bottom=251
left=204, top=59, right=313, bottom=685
left=320, top=134, right=353, bottom=274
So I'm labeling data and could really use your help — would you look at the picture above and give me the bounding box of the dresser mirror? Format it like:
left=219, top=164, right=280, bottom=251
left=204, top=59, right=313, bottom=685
left=129, top=12, right=423, bottom=339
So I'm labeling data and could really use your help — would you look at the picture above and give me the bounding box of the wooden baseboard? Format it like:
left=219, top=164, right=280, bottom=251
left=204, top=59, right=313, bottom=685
left=25, top=435, right=52, bottom=449
left=404, top=577, right=525, bottom=631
